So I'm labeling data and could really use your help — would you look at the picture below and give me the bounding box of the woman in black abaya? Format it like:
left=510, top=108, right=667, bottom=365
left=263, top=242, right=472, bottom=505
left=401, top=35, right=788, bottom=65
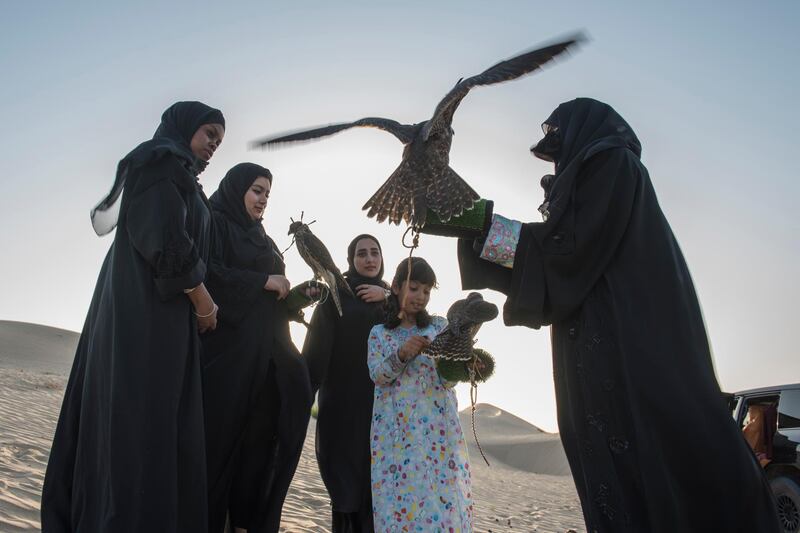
left=456, top=98, right=780, bottom=532
left=303, top=234, right=389, bottom=533
left=202, top=162, right=313, bottom=533
left=41, top=101, right=225, bottom=532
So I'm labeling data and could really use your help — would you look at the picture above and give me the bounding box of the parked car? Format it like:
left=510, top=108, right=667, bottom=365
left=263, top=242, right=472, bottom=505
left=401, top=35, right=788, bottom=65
left=729, top=383, right=800, bottom=532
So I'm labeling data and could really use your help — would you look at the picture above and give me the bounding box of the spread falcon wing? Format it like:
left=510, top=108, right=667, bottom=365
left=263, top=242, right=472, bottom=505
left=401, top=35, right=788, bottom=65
left=422, top=33, right=586, bottom=141
left=251, top=117, right=418, bottom=148
left=362, top=161, right=416, bottom=225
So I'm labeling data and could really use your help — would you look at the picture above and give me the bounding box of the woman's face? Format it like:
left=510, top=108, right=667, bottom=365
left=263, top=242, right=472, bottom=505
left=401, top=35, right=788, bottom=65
left=394, top=280, right=431, bottom=316
left=244, top=176, right=271, bottom=221
left=530, top=122, right=560, bottom=165
left=353, top=238, right=382, bottom=277
left=190, top=123, right=225, bottom=161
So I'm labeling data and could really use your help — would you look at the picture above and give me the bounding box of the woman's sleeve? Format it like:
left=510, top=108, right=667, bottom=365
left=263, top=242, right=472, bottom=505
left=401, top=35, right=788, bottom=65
left=457, top=237, right=513, bottom=295
left=302, top=299, right=337, bottom=392
left=126, top=178, right=205, bottom=301
left=504, top=149, right=641, bottom=328
left=206, top=216, right=270, bottom=324
left=367, top=328, right=407, bottom=386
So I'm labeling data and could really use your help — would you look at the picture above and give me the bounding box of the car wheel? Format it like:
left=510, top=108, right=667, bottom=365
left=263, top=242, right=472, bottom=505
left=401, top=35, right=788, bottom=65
left=771, top=476, right=800, bottom=532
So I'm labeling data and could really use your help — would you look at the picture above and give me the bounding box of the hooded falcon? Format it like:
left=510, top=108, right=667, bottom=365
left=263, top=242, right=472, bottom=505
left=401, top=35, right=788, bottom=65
left=288, top=219, right=354, bottom=316
left=427, top=292, right=499, bottom=361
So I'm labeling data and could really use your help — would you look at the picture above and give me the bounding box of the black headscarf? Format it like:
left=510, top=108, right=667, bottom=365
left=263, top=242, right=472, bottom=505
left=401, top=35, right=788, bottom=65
left=530, top=98, right=640, bottom=225
left=210, top=163, right=273, bottom=228
left=343, top=233, right=385, bottom=289
left=90, top=101, right=225, bottom=236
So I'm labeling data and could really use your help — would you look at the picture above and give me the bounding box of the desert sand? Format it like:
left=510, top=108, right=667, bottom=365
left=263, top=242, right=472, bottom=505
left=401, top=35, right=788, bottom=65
left=0, top=320, right=584, bottom=532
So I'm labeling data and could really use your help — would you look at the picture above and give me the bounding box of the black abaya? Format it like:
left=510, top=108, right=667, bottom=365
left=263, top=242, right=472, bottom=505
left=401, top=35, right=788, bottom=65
left=458, top=98, right=780, bottom=532
left=303, top=287, right=382, bottom=529
left=202, top=164, right=312, bottom=533
left=42, top=156, right=212, bottom=532
left=303, top=238, right=386, bottom=533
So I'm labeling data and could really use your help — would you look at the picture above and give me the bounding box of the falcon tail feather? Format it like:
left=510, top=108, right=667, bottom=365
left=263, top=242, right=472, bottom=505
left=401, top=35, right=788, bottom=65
left=321, top=270, right=344, bottom=316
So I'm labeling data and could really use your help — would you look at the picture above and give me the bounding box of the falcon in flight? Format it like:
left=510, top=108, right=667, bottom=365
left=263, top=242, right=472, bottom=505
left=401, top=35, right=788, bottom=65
left=253, top=34, right=584, bottom=227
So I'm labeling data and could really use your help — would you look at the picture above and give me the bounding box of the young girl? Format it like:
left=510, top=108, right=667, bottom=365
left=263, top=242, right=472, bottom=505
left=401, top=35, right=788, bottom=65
left=368, top=257, right=473, bottom=531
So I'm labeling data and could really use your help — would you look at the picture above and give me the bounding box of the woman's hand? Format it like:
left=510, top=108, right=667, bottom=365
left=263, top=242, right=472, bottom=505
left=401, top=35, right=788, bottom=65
left=398, top=335, right=431, bottom=362
left=195, top=303, right=218, bottom=334
left=355, top=284, right=388, bottom=303
left=265, top=275, right=291, bottom=300
left=304, top=281, right=323, bottom=300
left=185, top=283, right=217, bottom=333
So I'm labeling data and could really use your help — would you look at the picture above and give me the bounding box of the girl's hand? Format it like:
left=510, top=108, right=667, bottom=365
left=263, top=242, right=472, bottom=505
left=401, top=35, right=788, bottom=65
left=265, top=275, right=291, bottom=300
left=356, top=284, right=388, bottom=303
left=398, top=336, right=431, bottom=362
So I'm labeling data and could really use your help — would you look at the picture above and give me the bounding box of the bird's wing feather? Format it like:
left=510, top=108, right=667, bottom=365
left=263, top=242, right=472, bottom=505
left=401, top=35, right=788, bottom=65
left=300, top=230, right=354, bottom=298
left=251, top=117, right=417, bottom=148
left=320, top=269, right=344, bottom=316
left=425, top=166, right=480, bottom=223
left=295, top=238, right=317, bottom=279
left=302, top=231, right=338, bottom=271
left=363, top=162, right=416, bottom=225
left=422, top=34, right=585, bottom=140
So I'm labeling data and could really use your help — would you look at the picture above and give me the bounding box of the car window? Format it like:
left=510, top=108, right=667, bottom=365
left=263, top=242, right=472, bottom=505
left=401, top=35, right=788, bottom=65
left=778, top=389, right=800, bottom=429
left=729, top=395, right=740, bottom=417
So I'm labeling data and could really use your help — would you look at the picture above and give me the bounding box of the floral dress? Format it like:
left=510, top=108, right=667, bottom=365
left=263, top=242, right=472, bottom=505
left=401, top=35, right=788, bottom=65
left=368, top=316, right=473, bottom=532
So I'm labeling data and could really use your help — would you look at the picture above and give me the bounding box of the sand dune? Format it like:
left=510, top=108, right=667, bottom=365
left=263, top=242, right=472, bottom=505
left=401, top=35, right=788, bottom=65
left=0, top=321, right=78, bottom=374
left=0, top=321, right=584, bottom=532
left=460, top=404, right=573, bottom=477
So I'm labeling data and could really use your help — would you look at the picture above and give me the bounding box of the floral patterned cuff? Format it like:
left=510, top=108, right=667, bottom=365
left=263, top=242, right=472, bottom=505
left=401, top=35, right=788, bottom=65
left=479, top=214, right=522, bottom=269
left=389, top=349, right=408, bottom=372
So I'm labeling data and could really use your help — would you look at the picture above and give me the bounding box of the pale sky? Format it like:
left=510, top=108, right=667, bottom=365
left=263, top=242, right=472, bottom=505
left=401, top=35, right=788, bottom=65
left=1, top=1, right=797, bottom=432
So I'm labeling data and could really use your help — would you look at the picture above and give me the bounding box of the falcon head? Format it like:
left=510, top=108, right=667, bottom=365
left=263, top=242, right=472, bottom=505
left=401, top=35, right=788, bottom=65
left=288, top=220, right=308, bottom=236
left=447, top=292, right=499, bottom=335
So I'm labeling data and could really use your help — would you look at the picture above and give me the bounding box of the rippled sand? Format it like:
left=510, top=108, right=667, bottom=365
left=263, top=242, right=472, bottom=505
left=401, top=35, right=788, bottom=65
left=0, top=368, right=64, bottom=532
left=0, top=320, right=585, bottom=532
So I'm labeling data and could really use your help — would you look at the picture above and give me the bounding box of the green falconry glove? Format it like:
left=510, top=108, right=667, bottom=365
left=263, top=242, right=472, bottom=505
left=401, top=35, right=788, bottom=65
left=418, top=199, right=494, bottom=239
left=435, top=347, right=496, bottom=384
left=285, top=280, right=321, bottom=314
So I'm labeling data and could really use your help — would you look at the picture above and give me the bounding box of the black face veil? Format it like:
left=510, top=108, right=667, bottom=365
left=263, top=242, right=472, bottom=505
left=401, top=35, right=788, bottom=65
left=530, top=98, right=641, bottom=221
left=90, top=101, right=225, bottom=236
left=533, top=98, right=641, bottom=170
